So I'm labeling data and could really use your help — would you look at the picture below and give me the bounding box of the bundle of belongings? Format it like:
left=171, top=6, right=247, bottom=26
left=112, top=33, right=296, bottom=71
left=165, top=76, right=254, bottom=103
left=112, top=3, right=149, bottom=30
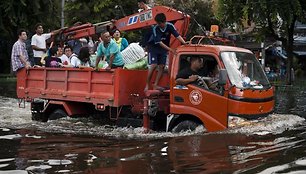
left=122, top=43, right=148, bottom=70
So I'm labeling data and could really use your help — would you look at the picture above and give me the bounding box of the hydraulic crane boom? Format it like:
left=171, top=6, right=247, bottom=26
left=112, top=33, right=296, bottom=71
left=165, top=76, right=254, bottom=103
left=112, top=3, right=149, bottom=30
left=55, top=6, right=190, bottom=72
left=114, top=5, right=190, bottom=38
left=55, top=6, right=190, bottom=45
left=115, top=5, right=190, bottom=72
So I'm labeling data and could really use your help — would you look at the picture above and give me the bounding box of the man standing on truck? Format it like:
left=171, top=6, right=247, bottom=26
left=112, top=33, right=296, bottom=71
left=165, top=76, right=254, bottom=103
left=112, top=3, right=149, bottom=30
left=31, top=23, right=62, bottom=66
left=95, top=31, right=124, bottom=69
left=11, top=29, right=31, bottom=74
left=144, top=13, right=186, bottom=91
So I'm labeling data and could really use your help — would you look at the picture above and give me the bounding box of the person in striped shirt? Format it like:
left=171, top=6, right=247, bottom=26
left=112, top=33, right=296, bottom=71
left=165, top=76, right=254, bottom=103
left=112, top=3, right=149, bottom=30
left=11, top=29, right=31, bottom=74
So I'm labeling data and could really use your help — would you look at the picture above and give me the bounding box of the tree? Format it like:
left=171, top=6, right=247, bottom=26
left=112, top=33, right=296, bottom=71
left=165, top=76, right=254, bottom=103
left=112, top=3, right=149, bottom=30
left=64, top=0, right=138, bottom=25
left=217, top=0, right=306, bottom=84
left=0, top=0, right=61, bottom=73
left=64, top=0, right=140, bottom=42
left=156, top=0, right=219, bottom=37
left=0, top=0, right=61, bottom=39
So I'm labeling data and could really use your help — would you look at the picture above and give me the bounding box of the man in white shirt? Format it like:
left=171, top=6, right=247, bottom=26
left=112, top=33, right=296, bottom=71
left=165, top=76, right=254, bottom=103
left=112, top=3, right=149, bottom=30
left=31, top=23, right=62, bottom=66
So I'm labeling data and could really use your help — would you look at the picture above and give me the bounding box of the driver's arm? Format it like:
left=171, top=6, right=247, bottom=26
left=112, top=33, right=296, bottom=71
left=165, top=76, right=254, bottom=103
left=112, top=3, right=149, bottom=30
left=176, top=75, right=198, bottom=85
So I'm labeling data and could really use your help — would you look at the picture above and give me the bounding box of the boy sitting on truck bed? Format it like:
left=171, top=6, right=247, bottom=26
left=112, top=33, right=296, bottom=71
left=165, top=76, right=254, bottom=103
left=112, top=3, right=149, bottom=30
left=45, top=46, right=62, bottom=68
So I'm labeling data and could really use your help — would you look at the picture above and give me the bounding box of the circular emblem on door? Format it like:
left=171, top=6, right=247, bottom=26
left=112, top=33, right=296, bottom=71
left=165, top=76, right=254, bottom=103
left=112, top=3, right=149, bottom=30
left=189, top=90, right=202, bottom=105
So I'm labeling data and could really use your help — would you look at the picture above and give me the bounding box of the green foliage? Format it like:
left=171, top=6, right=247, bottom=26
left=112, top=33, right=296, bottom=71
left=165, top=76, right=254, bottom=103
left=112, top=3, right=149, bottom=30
left=217, top=0, right=306, bottom=41
left=0, top=0, right=61, bottom=74
left=0, top=0, right=61, bottom=39
left=64, top=0, right=144, bottom=43
left=217, top=0, right=306, bottom=84
left=156, top=0, right=218, bottom=37
left=64, top=0, right=138, bottom=26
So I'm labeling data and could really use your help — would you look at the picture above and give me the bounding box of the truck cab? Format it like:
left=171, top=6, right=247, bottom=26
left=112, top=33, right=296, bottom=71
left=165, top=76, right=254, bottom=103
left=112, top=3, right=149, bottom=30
left=168, top=37, right=274, bottom=132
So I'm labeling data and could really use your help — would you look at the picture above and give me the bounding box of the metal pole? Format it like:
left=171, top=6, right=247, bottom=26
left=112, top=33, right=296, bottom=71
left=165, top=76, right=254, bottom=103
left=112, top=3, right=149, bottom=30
left=143, top=99, right=150, bottom=133
left=261, top=42, right=265, bottom=69
left=61, top=0, right=65, bottom=28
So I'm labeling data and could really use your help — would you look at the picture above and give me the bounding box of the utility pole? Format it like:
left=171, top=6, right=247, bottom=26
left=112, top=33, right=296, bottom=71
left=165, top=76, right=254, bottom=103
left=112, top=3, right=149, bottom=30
left=61, top=0, right=65, bottom=28
left=261, top=42, right=265, bottom=69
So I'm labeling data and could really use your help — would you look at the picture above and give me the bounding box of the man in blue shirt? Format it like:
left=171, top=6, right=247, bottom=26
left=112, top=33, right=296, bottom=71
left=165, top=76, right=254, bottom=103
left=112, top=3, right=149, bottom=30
left=96, top=31, right=124, bottom=69
left=145, top=13, right=186, bottom=91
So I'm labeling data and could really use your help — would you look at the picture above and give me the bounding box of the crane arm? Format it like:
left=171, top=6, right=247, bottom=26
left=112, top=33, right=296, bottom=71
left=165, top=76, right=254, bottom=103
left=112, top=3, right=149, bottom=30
left=114, top=6, right=190, bottom=37
left=54, top=6, right=190, bottom=44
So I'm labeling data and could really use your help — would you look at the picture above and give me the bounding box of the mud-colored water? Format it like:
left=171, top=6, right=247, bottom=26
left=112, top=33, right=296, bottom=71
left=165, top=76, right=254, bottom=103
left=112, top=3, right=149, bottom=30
left=1, top=79, right=306, bottom=173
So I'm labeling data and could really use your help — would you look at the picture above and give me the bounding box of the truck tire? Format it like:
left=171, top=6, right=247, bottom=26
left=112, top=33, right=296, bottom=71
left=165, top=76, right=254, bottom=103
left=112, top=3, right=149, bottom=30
left=48, top=109, right=68, bottom=120
left=31, top=100, right=47, bottom=122
left=32, top=113, right=48, bottom=122
left=172, top=120, right=200, bottom=133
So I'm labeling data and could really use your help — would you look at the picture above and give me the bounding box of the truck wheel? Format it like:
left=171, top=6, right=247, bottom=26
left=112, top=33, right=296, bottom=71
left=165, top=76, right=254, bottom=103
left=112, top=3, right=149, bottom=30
left=48, top=109, right=68, bottom=120
left=31, top=100, right=47, bottom=122
left=32, top=113, right=48, bottom=122
left=172, top=120, right=200, bottom=133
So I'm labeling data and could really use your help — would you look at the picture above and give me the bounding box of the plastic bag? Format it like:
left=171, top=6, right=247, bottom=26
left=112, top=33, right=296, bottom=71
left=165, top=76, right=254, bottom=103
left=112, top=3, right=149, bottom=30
left=124, top=58, right=148, bottom=70
left=121, top=43, right=145, bottom=64
left=98, top=60, right=109, bottom=69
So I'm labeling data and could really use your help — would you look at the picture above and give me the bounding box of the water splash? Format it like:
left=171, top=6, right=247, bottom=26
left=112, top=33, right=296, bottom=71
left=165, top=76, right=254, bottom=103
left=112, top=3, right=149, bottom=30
left=227, top=114, right=305, bottom=135
left=0, top=96, right=304, bottom=139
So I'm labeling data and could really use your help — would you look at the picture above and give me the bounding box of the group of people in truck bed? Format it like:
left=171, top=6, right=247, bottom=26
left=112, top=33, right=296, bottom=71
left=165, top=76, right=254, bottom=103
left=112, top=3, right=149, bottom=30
left=11, top=21, right=130, bottom=71
left=11, top=0, right=150, bottom=73
left=37, top=23, right=128, bottom=69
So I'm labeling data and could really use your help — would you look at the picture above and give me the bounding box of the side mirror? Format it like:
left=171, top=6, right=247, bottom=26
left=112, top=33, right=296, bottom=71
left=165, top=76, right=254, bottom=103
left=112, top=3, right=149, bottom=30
left=218, top=69, right=228, bottom=86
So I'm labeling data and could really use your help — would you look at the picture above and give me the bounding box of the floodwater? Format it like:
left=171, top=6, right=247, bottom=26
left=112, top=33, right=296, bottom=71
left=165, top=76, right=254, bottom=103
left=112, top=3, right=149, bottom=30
left=1, top=79, right=306, bottom=173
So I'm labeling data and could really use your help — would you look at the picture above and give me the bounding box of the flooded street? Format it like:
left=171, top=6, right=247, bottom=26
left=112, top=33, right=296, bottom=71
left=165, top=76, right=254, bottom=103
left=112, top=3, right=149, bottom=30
left=1, top=79, right=306, bottom=173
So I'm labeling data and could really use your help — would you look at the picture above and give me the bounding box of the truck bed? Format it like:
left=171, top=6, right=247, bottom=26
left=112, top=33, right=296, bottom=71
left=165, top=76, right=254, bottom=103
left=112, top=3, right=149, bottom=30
left=17, top=68, right=169, bottom=107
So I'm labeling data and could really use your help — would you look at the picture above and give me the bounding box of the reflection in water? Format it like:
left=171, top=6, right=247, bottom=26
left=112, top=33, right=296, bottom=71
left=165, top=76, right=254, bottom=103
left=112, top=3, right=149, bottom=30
left=275, top=83, right=306, bottom=117
left=0, top=121, right=306, bottom=173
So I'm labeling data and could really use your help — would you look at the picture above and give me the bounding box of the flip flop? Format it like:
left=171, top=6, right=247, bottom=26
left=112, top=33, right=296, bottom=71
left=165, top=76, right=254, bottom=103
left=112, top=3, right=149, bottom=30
left=154, top=86, right=165, bottom=91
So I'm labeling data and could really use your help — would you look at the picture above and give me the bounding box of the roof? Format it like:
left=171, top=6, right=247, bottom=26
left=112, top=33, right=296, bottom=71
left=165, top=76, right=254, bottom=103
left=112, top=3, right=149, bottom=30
left=178, top=44, right=253, bottom=54
left=294, top=36, right=306, bottom=45
left=293, top=51, right=306, bottom=57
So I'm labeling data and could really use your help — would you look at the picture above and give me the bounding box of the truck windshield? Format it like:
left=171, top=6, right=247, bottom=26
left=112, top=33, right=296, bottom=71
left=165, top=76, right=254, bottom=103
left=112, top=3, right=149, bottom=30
left=221, top=51, right=270, bottom=89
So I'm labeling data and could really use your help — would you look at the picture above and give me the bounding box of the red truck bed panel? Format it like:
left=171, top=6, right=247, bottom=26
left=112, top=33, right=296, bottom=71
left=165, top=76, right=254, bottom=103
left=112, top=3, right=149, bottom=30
left=17, top=68, right=169, bottom=107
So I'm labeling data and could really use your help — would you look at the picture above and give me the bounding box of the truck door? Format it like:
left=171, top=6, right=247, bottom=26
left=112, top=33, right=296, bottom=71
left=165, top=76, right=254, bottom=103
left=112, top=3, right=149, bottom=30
left=170, top=54, right=228, bottom=131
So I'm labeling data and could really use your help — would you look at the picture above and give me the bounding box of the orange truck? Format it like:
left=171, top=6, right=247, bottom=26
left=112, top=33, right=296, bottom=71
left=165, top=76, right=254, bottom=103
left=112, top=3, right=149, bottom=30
left=16, top=6, right=274, bottom=132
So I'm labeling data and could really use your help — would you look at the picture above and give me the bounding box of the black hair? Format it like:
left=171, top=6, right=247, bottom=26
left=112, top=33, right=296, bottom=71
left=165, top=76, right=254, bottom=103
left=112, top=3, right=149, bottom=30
left=106, top=25, right=117, bottom=35
left=155, top=13, right=166, bottom=23
left=34, top=23, right=43, bottom=30
left=190, top=57, right=201, bottom=63
left=110, top=28, right=120, bottom=36
left=17, top=29, right=26, bottom=36
left=49, top=46, right=58, bottom=56
left=64, top=45, right=73, bottom=52
left=78, top=47, right=90, bottom=62
left=73, top=21, right=82, bottom=26
left=137, top=0, right=147, bottom=3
